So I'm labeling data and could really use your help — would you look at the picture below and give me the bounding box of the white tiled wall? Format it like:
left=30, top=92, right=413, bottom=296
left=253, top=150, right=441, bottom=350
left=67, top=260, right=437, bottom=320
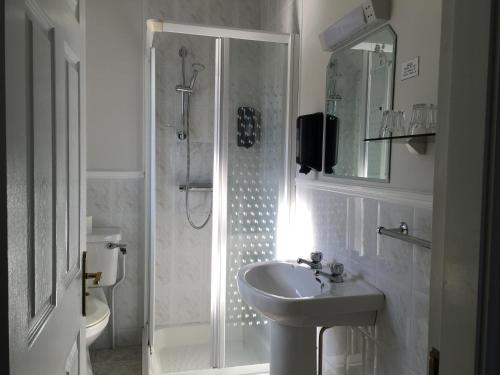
left=87, top=178, right=145, bottom=348
left=146, top=0, right=299, bottom=34
left=295, top=186, right=432, bottom=375
left=154, top=30, right=215, bottom=327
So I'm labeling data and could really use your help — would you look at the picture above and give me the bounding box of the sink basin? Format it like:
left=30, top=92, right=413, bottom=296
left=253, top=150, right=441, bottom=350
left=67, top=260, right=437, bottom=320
left=238, top=261, right=384, bottom=327
left=237, top=261, right=385, bottom=375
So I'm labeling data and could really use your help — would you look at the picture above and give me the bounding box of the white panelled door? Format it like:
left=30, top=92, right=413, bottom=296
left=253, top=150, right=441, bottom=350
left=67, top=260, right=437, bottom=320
left=6, top=0, right=87, bottom=374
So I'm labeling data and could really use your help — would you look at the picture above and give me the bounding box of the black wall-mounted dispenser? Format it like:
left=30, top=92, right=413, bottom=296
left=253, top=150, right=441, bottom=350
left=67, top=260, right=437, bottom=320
left=296, top=112, right=323, bottom=174
left=324, top=114, right=339, bottom=174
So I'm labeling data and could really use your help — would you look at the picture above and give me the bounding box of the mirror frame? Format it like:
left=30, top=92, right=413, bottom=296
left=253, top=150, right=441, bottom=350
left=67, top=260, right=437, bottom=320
left=322, top=24, right=397, bottom=183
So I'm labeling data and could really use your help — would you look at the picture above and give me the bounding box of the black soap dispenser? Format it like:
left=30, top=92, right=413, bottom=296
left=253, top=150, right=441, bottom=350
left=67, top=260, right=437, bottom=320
left=296, top=112, right=324, bottom=174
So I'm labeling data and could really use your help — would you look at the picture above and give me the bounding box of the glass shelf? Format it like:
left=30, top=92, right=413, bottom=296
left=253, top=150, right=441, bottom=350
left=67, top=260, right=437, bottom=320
left=363, top=133, right=436, bottom=142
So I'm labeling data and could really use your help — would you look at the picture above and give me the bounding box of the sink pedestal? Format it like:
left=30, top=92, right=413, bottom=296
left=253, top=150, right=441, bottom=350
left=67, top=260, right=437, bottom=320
left=270, top=322, right=316, bottom=375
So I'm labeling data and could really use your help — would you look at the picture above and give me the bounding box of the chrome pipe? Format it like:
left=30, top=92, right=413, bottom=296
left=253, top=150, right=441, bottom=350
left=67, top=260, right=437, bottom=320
left=111, top=248, right=127, bottom=349
left=377, top=222, right=431, bottom=249
left=318, top=326, right=332, bottom=375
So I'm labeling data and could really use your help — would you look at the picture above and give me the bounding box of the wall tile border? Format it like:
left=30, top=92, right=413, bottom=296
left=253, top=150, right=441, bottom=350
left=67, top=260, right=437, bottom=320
left=295, top=177, right=433, bottom=210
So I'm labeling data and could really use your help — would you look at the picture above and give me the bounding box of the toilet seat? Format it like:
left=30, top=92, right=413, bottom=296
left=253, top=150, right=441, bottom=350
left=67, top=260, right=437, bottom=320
left=86, top=296, right=110, bottom=329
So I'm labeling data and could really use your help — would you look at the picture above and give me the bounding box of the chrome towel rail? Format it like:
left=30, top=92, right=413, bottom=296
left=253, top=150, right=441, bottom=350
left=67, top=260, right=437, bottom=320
left=377, top=222, right=431, bottom=249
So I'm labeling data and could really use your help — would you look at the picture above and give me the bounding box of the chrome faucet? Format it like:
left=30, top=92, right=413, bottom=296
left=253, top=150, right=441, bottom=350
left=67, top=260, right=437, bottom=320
left=297, top=251, right=323, bottom=270
left=315, top=262, right=344, bottom=283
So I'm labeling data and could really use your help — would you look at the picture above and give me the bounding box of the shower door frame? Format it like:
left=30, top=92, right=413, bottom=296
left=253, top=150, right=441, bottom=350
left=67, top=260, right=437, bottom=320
left=145, top=20, right=298, bottom=373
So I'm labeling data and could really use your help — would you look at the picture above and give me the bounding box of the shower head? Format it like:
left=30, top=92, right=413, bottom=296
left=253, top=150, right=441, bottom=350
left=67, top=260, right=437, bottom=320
left=192, top=63, right=205, bottom=72
left=188, top=63, right=205, bottom=90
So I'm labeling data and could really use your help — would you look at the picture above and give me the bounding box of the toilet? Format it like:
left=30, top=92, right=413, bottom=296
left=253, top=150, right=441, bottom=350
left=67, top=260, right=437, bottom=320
left=85, top=227, right=122, bottom=374
left=85, top=296, right=110, bottom=346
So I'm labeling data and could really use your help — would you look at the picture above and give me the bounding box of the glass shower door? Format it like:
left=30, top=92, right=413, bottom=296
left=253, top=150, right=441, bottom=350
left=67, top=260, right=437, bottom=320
left=220, top=38, right=290, bottom=368
left=147, top=21, right=294, bottom=373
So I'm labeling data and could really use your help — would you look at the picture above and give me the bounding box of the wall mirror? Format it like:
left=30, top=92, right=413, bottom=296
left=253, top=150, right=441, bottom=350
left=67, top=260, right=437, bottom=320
left=324, top=25, right=396, bottom=182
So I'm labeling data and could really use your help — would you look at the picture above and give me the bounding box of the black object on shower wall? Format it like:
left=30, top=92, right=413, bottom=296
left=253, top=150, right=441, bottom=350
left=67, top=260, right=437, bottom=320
left=324, top=114, right=339, bottom=174
left=237, top=106, right=261, bottom=148
left=296, top=112, right=323, bottom=174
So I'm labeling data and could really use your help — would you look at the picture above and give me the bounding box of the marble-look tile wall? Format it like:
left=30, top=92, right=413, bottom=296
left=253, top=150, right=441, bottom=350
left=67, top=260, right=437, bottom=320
left=146, top=0, right=263, bottom=30
left=295, top=186, right=432, bottom=375
left=146, top=0, right=298, bottom=34
left=87, top=178, right=145, bottom=347
left=260, top=0, right=300, bottom=33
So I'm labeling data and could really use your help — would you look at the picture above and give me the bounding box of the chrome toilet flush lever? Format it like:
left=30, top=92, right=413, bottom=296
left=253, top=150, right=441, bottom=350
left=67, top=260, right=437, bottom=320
left=106, top=242, right=127, bottom=254
left=315, top=263, right=344, bottom=283
left=297, top=251, right=323, bottom=270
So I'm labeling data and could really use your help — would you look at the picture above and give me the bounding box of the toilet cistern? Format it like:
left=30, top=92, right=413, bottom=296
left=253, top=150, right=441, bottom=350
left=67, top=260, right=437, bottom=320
left=85, top=227, right=123, bottom=375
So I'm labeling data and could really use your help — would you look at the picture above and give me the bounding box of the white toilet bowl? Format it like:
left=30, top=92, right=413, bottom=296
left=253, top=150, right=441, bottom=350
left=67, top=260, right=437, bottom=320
left=85, top=295, right=111, bottom=375
left=86, top=295, right=111, bottom=345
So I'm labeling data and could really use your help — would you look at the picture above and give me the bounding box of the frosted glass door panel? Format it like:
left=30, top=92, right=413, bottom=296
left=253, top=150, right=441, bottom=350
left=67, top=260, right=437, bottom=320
left=224, top=38, right=288, bottom=367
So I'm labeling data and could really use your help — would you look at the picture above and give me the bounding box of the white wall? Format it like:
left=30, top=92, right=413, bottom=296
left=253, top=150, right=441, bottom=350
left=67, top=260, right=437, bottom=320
left=298, top=0, right=441, bottom=193
left=86, top=0, right=144, bottom=172
left=86, top=0, right=146, bottom=349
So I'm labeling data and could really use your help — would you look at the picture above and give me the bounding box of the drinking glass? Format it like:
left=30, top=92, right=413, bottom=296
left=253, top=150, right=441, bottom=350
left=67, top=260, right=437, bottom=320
left=379, top=110, right=405, bottom=138
left=409, top=104, right=438, bottom=135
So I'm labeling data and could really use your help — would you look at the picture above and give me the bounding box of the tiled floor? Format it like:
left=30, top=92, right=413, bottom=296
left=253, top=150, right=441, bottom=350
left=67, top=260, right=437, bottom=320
left=90, top=346, right=142, bottom=375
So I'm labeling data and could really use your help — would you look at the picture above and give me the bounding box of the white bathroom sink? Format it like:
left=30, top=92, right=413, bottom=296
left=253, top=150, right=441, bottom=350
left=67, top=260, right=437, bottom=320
left=237, top=261, right=385, bottom=327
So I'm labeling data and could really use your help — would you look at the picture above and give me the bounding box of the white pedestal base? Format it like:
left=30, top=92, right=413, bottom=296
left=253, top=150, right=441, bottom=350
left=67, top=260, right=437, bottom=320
left=270, top=322, right=316, bottom=375
left=86, top=348, right=94, bottom=375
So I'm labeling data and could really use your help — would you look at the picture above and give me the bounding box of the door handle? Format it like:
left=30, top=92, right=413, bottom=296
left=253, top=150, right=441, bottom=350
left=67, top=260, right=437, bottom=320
left=81, top=251, right=104, bottom=316
left=85, top=272, right=102, bottom=286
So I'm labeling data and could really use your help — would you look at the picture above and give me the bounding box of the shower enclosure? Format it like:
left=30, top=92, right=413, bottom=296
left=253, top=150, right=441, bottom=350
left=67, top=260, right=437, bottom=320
left=145, top=21, right=296, bottom=374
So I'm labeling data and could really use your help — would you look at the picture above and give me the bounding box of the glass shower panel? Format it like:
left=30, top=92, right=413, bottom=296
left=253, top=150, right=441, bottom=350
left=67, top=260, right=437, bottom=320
left=154, top=32, right=216, bottom=374
left=224, top=38, right=288, bottom=367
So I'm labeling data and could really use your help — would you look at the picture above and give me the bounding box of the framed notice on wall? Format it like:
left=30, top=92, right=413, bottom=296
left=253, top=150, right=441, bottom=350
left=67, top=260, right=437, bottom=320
left=401, top=57, right=419, bottom=80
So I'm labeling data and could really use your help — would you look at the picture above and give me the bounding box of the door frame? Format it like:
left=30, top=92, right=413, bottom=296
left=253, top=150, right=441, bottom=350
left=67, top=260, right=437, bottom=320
left=429, top=0, right=497, bottom=374
left=476, top=0, right=500, bottom=373
left=144, top=20, right=298, bottom=371
left=0, top=1, right=9, bottom=372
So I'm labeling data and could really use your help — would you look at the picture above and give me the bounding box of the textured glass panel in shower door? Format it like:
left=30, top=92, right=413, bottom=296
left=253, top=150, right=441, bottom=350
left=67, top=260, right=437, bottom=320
left=224, top=39, right=288, bottom=367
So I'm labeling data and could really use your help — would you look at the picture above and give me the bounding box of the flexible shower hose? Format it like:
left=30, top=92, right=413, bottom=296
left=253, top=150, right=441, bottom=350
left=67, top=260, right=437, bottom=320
left=184, top=95, right=212, bottom=229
